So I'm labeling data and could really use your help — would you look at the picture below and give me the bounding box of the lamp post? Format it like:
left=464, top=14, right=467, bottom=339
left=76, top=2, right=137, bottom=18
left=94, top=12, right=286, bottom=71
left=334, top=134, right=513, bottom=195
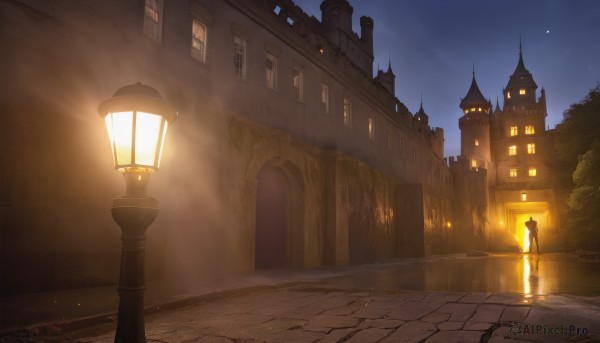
left=98, top=82, right=176, bottom=343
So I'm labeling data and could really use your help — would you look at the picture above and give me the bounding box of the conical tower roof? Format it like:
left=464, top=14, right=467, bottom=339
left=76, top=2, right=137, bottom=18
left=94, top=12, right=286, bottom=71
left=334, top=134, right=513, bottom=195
left=460, top=71, right=488, bottom=109
left=506, top=40, right=537, bottom=90
left=415, top=98, right=429, bottom=124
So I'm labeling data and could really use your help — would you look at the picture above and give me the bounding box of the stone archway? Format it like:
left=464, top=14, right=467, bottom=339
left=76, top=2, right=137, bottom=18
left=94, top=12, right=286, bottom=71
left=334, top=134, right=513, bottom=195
left=253, top=159, right=305, bottom=269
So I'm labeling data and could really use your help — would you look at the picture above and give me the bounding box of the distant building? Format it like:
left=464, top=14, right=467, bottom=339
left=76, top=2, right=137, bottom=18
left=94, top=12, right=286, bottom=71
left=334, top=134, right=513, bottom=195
left=450, top=43, right=561, bottom=252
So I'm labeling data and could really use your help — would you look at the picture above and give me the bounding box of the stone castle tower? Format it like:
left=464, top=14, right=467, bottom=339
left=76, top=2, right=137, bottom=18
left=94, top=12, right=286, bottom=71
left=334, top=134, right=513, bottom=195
left=452, top=41, right=560, bottom=252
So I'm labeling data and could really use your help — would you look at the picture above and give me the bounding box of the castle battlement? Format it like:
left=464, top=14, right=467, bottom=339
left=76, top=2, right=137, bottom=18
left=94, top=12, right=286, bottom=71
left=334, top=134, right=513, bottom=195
left=245, top=0, right=442, bottom=140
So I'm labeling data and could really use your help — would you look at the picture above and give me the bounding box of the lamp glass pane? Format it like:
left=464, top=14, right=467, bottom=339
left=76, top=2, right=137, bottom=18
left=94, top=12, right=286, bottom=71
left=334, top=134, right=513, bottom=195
left=157, top=120, right=168, bottom=168
left=104, top=114, right=116, bottom=165
left=111, top=111, right=133, bottom=166
left=135, top=111, right=162, bottom=167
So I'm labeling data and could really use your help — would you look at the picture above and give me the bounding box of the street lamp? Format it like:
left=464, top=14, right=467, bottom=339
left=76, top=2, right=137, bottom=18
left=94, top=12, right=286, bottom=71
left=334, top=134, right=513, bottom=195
left=98, top=82, right=176, bottom=343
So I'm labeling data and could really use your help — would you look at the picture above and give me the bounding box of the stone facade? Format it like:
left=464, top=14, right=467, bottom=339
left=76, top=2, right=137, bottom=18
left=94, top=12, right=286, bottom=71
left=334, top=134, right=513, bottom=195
left=0, top=0, right=454, bottom=295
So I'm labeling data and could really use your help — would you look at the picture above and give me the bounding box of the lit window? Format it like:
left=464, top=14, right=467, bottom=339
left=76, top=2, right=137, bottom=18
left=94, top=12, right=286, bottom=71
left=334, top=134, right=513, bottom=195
left=509, top=168, right=517, bottom=178
left=519, top=89, right=526, bottom=95
left=343, top=97, right=352, bottom=127
left=510, top=126, right=518, bottom=136
left=265, top=53, right=277, bottom=89
left=471, top=159, right=477, bottom=168
left=507, top=91, right=511, bottom=99
left=474, top=138, right=479, bottom=146
left=191, top=19, right=207, bottom=62
left=465, top=109, right=469, bottom=114
left=292, top=67, right=304, bottom=101
left=508, top=145, right=517, bottom=156
left=321, top=83, right=329, bottom=114
left=528, top=167, right=537, bottom=177
left=233, top=36, right=247, bottom=80
left=527, top=143, right=536, bottom=154
left=368, top=117, right=375, bottom=141
left=470, top=107, right=476, bottom=112
left=143, top=0, right=163, bottom=43
left=525, top=125, right=535, bottom=135
left=477, top=107, right=482, bottom=112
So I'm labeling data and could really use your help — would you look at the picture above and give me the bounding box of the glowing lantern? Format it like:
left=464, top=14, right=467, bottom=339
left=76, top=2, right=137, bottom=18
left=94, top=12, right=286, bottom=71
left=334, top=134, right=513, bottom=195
left=521, top=191, right=527, bottom=202
left=98, top=82, right=177, bottom=173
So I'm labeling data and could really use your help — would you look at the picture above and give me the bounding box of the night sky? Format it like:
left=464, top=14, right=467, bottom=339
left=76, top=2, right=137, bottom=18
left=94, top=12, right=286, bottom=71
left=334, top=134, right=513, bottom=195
left=294, top=0, right=600, bottom=156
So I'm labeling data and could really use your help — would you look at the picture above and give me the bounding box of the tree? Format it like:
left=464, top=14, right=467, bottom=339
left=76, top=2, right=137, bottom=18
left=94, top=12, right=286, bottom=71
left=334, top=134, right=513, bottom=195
left=553, top=85, right=600, bottom=249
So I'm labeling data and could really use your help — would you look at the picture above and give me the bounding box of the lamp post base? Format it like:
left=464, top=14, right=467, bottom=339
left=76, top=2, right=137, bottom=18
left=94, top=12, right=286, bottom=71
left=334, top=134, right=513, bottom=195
left=111, top=196, right=158, bottom=343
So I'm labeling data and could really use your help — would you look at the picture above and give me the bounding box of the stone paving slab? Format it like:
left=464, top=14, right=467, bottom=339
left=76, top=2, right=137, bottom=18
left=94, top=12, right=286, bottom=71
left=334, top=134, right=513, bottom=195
left=469, top=303, right=506, bottom=323
left=425, top=329, right=486, bottom=343
left=500, top=306, right=531, bottom=323
left=380, top=320, right=437, bottom=343
left=10, top=286, right=600, bottom=343
left=345, top=327, right=392, bottom=343
left=459, top=292, right=491, bottom=304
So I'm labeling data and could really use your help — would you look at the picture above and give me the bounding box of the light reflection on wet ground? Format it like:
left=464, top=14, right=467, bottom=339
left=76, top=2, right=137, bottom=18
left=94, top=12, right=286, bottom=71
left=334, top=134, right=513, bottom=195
left=317, top=253, right=600, bottom=297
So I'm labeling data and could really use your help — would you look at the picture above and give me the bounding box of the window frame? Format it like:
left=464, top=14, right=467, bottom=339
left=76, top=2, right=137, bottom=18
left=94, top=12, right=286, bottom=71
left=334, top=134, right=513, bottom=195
left=528, top=167, right=537, bottom=177
left=510, top=126, right=518, bottom=137
left=292, top=67, right=304, bottom=102
left=191, top=19, right=207, bottom=63
left=265, top=52, right=277, bottom=90
left=368, top=117, right=375, bottom=141
left=509, top=168, right=518, bottom=178
left=143, top=0, right=164, bottom=43
left=321, top=83, right=329, bottom=114
left=525, top=125, right=535, bottom=135
left=343, top=97, right=352, bottom=128
left=508, top=145, right=517, bottom=156
left=527, top=143, right=536, bottom=155
left=233, top=35, right=247, bottom=80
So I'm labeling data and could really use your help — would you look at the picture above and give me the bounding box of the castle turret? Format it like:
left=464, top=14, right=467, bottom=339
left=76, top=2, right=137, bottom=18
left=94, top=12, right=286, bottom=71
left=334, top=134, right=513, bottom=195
left=459, top=70, right=492, bottom=169
left=360, top=16, right=374, bottom=55
left=319, top=0, right=373, bottom=76
left=374, top=61, right=395, bottom=96
left=503, top=40, right=538, bottom=109
left=321, top=0, right=353, bottom=35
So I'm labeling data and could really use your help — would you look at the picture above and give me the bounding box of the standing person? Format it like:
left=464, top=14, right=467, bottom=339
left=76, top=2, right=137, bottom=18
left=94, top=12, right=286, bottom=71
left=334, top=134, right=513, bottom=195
left=525, top=217, right=540, bottom=254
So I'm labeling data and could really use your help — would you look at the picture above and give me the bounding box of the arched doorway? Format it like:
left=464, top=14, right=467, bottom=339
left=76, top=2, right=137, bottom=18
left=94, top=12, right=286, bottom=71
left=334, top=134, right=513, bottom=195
left=255, top=167, right=290, bottom=268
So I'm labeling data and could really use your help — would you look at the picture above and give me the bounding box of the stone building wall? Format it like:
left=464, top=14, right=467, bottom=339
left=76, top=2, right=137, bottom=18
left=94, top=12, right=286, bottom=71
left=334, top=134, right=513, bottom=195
left=0, top=0, right=455, bottom=294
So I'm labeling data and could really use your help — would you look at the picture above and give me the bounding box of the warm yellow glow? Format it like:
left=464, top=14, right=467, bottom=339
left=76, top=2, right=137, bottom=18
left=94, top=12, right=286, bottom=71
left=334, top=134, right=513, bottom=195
left=507, top=91, right=511, bottom=99
left=446, top=221, right=452, bottom=228
left=508, top=145, right=517, bottom=156
left=521, top=192, right=527, bottom=201
left=528, top=167, right=537, bottom=177
left=470, top=107, right=476, bottom=112
left=106, top=111, right=133, bottom=166
left=509, top=168, right=517, bottom=177
left=471, top=159, right=477, bottom=168
left=319, top=47, right=324, bottom=55
left=135, top=112, right=162, bottom=166
left=465, top=109, right=469, bottom=114
left=514, top=214, right=532, bottom=252
left=525, top=125, right=535, bottom=135
left=520, top=89, right=526, bottom=95
left=523, top=255, right=531, bottom=295
left=510, top=126, right=518, bottom=136
left=474, top=138, right=479, bottom=146
left=527, top=143, right=536, bottom=154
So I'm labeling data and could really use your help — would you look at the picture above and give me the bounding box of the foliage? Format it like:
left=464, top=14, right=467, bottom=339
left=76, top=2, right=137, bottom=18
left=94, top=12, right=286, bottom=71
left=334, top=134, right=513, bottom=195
left=553, top=85, right=600, bottom=249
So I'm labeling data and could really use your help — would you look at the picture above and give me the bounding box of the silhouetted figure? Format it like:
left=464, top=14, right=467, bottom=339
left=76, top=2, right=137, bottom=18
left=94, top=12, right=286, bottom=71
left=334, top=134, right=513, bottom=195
left=525, top=217, right=540, bottom=253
